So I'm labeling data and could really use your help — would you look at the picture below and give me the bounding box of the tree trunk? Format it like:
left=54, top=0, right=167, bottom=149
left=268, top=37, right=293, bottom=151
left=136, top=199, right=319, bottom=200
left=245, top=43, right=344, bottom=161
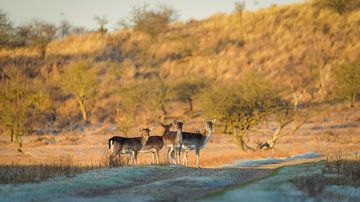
left=187, top=98, right=193, bottom=112
left=10, top=128, right=14, bottom=143
left=160, top=104, right=168, bottom=116
left=234, top=127, right=252, bottom=151
left=77, top=96, right=88, bottom=121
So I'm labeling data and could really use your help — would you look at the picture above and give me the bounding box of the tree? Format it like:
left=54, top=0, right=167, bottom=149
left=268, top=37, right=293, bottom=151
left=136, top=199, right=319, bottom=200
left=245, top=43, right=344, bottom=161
left=62, top=61, right=98, bottom=122
left=116, top=82, right=148, bottom=136
left=171, top=79, right=208, bottom=113
left=201, top=72, right=281, bottom=150
left=312, top=0, right=360, bottom=15
left=0, top=9, right=13, bottom=48
left=93, top=15, right=109, bottom=34
left=147, top=76, right=171, bottom=116
left=0, top=67, right=47, bottom=146
left=58, top=19, right=72, bottom=38
left=333, top=59, right=360, bottom=107
left=23, top=20, right=57, bottom=59
left=121, top=4, right=178, bottom=37
left=234, top=1, right=246, bottom=41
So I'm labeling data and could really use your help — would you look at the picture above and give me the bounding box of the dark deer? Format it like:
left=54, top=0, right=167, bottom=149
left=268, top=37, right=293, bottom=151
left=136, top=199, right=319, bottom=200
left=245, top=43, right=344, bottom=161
left=108, top=127, right=151, bottom=165
left=139, top=124, right=171, bottom=164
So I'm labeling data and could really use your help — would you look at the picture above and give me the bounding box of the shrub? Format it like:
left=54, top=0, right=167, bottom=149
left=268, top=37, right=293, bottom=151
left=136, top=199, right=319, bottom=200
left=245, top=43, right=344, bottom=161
left=332, top=58, right=360, bottom=107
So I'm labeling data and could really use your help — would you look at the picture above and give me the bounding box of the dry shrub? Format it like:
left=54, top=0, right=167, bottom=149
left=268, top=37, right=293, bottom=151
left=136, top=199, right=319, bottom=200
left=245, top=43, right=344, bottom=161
left=0, top=155, right=101, bottom=184
left=291, top=154, right=360, bottom=196
left=323, top=154, right=360, bottom=184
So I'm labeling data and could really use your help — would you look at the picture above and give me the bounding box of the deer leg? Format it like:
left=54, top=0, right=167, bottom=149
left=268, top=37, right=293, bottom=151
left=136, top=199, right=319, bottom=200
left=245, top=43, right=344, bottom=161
left=155, top=150, right=160, bottom=164
left=177, top=145, right=182, bottom=165
left=151, top=151, right=155, bottom=165
left=182, top=151, right=188, bottom=166
left=195, top=148, right=200, bottom=167
left=134, top=151, right=138, bottom=165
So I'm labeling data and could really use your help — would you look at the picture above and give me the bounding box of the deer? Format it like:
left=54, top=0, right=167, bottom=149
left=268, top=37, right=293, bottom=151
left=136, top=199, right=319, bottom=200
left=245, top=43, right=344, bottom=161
left=108, top=127, right=152, bottom=165
left=176, top=119, right=215, bottom=167
left=162, top=120, right=184, bottom=164
left=139, top=125, right=170, bottom=164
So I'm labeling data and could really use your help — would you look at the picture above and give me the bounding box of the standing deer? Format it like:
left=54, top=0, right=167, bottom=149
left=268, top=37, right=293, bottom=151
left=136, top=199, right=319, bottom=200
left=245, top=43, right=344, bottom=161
left=108, top=127, right=151, bottom=165
left=139, top=124, right=170, bottom=164
left=162, top=120, right=184, bottom=164
left=178, top=119, right=215, bottom=166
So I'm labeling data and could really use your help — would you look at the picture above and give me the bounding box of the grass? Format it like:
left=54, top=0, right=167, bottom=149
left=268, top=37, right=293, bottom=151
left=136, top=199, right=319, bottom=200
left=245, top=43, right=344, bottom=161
left=291, top=154, right=360, bottom=196
left=0, top=155, right=103, bottom=184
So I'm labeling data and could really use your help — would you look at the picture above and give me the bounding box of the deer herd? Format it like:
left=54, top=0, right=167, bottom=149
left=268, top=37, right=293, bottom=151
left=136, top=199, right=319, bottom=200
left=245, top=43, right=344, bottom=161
left=108, top=119, right=216, bottom=167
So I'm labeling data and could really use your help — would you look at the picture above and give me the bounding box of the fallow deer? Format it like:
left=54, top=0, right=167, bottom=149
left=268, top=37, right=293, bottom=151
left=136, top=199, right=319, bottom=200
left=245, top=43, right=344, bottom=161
left=139, top=124, right=171, bottom=164
left=178, top=119, right=215, bottom=166
left=162, top=120, right=184, bottom=164
left=108, top=127, right=151, bottom=165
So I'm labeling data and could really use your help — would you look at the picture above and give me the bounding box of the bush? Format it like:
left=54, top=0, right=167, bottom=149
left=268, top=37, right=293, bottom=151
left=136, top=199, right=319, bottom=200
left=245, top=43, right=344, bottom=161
left=333, top=58, right=360, bottom=107
left=121, top=4, right=178, bottom=37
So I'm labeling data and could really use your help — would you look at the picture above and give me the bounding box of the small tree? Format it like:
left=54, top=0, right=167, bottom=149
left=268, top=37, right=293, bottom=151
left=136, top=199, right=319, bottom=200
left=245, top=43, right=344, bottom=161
left=62, top=61, right=98, bottom=122
left=333, top=59, right=360, bottom=107
left=93, top=15, right=109, bottom=34
left=58, top=19, right=72, bottom=38
left=201, top=72, right=279, bottom=150
left=0, top=67, right=46, bottom=146
left=234, top=1, right=246, bottom=41
left=121, top=4, right=178, bottom=37
left=147, top=76, right=171, bottom=116
left=0, top=9, right=13, bottom=48
left=171, top=79, right=208, bottom=112
left=312, top=0, right=360, bottom=15
left=24, top=20, right=57, bottom=59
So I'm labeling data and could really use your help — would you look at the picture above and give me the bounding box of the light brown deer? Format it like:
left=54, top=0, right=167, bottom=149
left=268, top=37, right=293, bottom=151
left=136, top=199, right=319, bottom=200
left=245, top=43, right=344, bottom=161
left=139, top=124, right=171, bottom=164
left=108, top=127, right=151, bottom=165
left=162, top=120, right=184, bottom=164
left=179, top=119, right=215, bottom=166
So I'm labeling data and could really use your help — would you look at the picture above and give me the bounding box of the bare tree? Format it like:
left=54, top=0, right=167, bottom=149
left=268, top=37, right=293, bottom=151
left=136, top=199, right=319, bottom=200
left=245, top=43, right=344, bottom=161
left=93, top=15, right=109, bottom=33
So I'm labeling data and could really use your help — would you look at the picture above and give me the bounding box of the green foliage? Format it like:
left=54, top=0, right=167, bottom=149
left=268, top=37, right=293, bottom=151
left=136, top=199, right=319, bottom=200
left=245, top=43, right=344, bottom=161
left=171, top=79, right=208, bottom=112
left=62, top=61, right=98, bottom=121
left=122, top=4, right=178, bottom=37
left=200, top=71, right=285, bottom=150
left=0, top=68, right=46, bottom=145
left=333, top=58, right=360, bottom=106
left=312, top=0, right=360, bottom=15
left=0, top=9, right=13, bottom=48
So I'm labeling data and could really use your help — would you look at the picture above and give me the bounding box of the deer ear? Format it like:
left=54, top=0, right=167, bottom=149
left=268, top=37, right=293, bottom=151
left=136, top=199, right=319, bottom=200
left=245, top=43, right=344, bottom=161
left=138, top=128, right=142, bottom=132
left=160, top=123, right=165, bottom=127
left=203, top=120, right=206, bottom=123
left=212, top=119, right=216, bottom=123
left=149, top=127, right=153, bottom=131
left=173, top=120, right=177, bottom=124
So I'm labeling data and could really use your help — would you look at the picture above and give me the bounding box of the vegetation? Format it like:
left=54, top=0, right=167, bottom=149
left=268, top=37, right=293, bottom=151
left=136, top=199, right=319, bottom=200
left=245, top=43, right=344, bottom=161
left=333, top=58, right=360, bottom=107
left=312, top=0, right=360, bottom=15
left=0, top=1, right=359, bottom=150
left=0, top=68, right=48, bottom=146
left=62, top=61, right=98, bottom=122
left=121, top=4, right=178, bottom=37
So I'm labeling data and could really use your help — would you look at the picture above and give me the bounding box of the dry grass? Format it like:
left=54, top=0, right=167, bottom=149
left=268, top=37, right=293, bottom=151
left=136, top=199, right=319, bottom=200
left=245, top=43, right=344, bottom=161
left=0, top=155, right=103, bottom=184
left=291, top=154, right=360, bottom=197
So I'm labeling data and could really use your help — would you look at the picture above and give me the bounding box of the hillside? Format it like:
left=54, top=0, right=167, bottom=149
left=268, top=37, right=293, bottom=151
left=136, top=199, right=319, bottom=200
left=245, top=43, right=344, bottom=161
left=0, top=2, right=360, bottom=129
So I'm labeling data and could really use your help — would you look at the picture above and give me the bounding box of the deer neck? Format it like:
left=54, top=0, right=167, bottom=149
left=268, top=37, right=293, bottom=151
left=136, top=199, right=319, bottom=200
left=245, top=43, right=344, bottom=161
left=175, top=127, right=183, bottom=145
left=141, top=135, right=149, bottom=146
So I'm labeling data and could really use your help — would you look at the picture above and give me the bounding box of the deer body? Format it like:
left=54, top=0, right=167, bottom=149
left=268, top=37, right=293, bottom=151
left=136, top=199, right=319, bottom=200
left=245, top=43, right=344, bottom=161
left=162, top=121, right=184, bottom=164
left=108, top=128, right=151, bottom=165
left=179, top=120, right=215, bottom=166
left=140, top=136, right=164, bottom=164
